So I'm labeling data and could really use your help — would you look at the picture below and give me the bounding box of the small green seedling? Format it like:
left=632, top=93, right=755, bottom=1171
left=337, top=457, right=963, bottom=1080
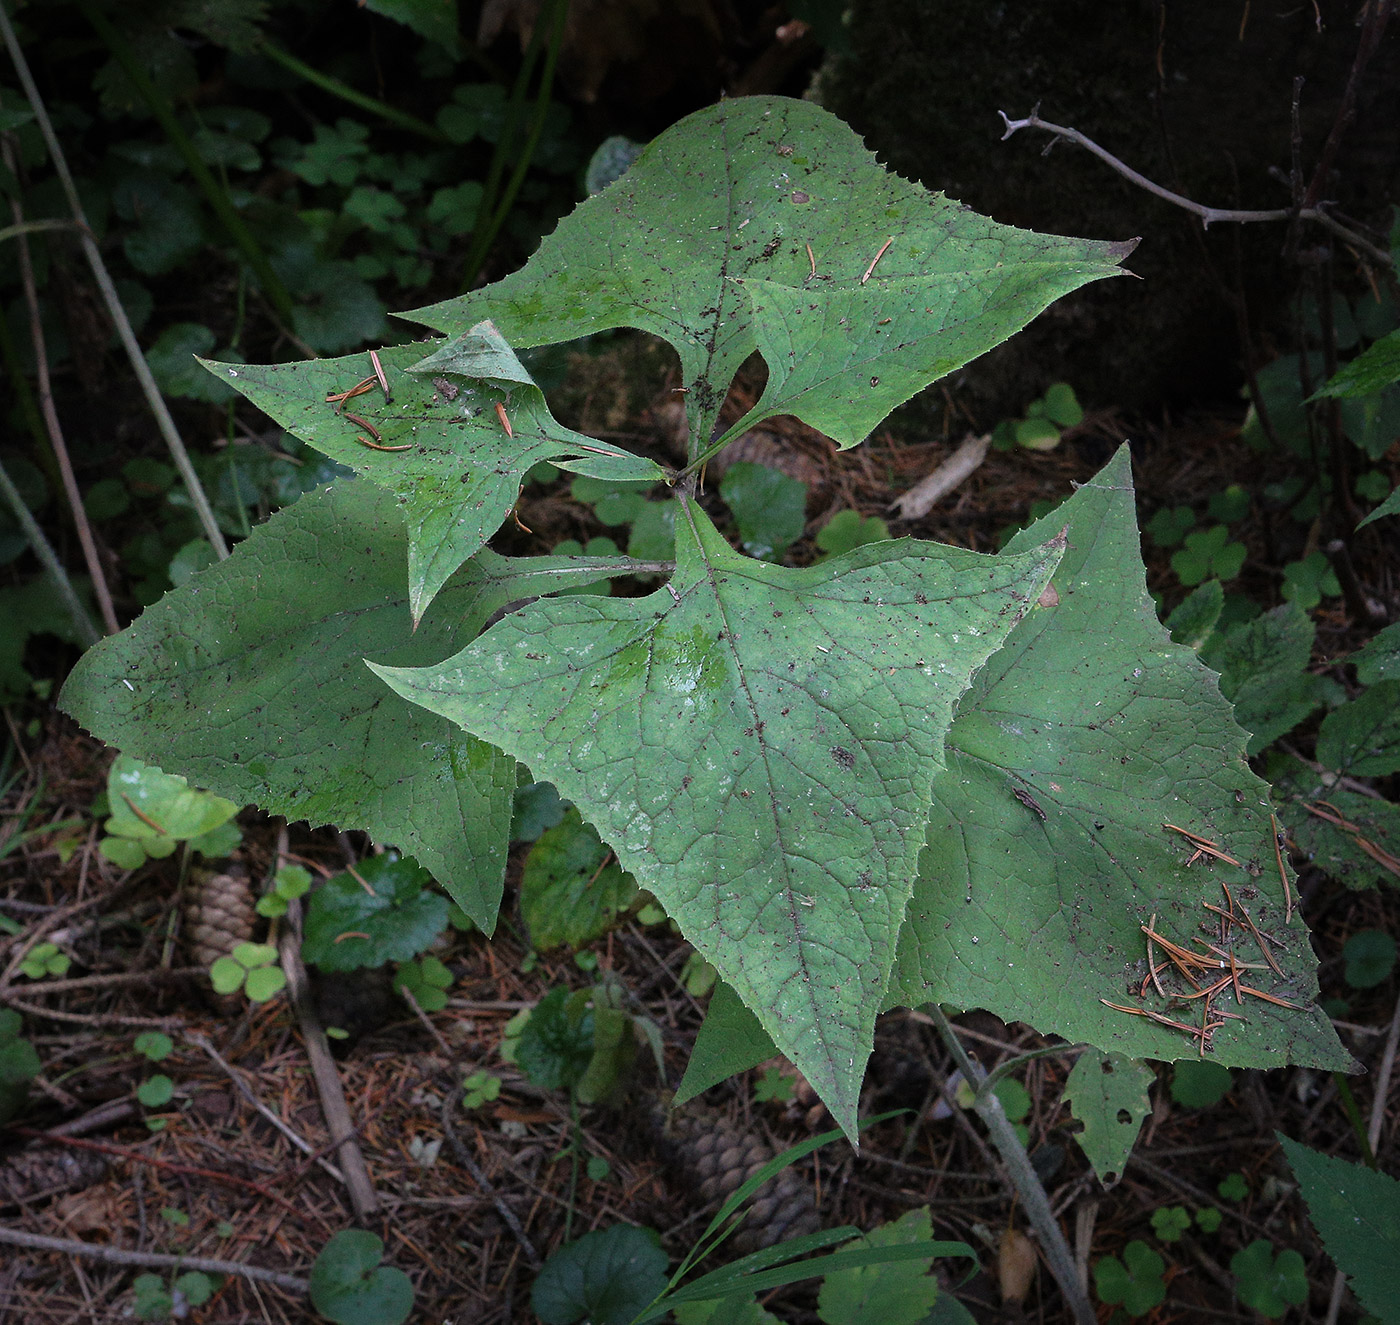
left=719, top=461, right=808, bottom=561
left=19, top=942, right=70, bottom=980
left=956, top=1073, right=1031, bottom=1145
left=1207, top=484, right=1251, bottom=523
left=136, top=1074, right=175, bottom=1108
left=134, top=1031, right=173, bottom=1062
left=1230, top=1240, right=1308, bottom=1318
left=462, top=1069, right=501, bottom=1110
left=1094, top=1241, right=1167, bottom=1317
left=991, top=382, right=1084, bottom=450
left=309, top=1229, right=413, bottom=1325
left=209, top=942, right=286, bottom=1002
left=394, top=955, right=453, bottom=1012
left=1170, top=525, right=1246, bottom=587
left=586, top=1155, right=610, bottom=1182
left=132, top=1270, right=215, bottom=1322
left=754, top=1066, right=796, bottom=1104
left=1342, top=929, right=1397, bottom=989
left=1281, top=551, right=1341, bottom=610
left=680, top=953, right=717, bottom=998
left=256, top=864, right=312, bottom=919
left=1150, top=1206, right=1191, bottom=1243
left=1194, top=1207, right=1223, bottom=1234
left=1218, top=1172, right=1250, bottom=1202
left=99, top=754, right=241, bottom=869
left=815, top=509, right=890, bottom=559
left=160, top=1206, right=190, bottom=1229
left=1145, top=505, right=1196, bottom=548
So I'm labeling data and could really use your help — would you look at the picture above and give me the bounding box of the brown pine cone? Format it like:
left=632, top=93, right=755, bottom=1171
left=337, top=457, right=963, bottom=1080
left=183, top=866, right=257, bottom=969
left=643, top=1092, right=821, bottom=1254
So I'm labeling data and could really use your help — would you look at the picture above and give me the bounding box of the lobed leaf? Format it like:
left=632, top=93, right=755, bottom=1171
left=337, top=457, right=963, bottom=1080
left=201, top=334, right=663, bottom=621
left=404, top=96, right=1133, bottom=452
left=59, top=481, right=645, bottom=931
left=373, top=499, right=1063, bottom=1137
left=887, top=447, right=1349, bottom=1073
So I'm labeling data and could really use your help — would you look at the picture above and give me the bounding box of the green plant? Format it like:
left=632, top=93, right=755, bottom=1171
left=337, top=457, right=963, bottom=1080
left=991, top=382, right=1084, bottom=451
left=1281, top=1135, right=1400, bottom=1322
left=1094, top=1241, right=1167, bottom=1317
left=720, top=462, right=808, bottom=562
left=1170, top=1060, right=1233, bottom=1108
left=1150, top=1206, right=1191, bottom=1244
left=393, top=954, right=453, bottom=1012
left=1194, top=1207, right=1223, bottom=1234
left=1218, top=1172, right=1250, bottom=1202
left=813, top=508, right=891, bottom=558
left=60, top=94, right=1348, bottom=1173
left=98, top=754, right=241, bottom=869
left=1230, top=1240, right=1308, bottom=1318
left=136, top=1074, right=174, bottom=1108
left=300, top=854, right=447, bottom=972
left=462, top=1069, right=501, bottom=1110
left=131, top=1270, right=216, bottom=1322
left=209, top=941, right=285, bottom=1002
left=309, top=1229, right=413, bottom=1325
left=0, top=1009, right=40, bottom=1124
left=754, top=1066, right=796, bottom=1104
left=18, top=940, right=69, bottom=980
left=255, top=864, right=312, bottom=919
left=521, top=808, right=638, bottom=951
left=1170, top=525, right=1246, bottom=587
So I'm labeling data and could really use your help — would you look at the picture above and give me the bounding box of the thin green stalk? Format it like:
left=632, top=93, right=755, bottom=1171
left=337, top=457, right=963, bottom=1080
left=979, top=1042, right=1086, bottom=1098
left=256, top=39, right=451, bottom=143
left=459, top=0, right=565, bottom=287
left=78, top=3, right=297, bottom=328
left=0, top=456, right=100, bottom=648
left=925, top=1003, right=1096, bottom=1325
left=0, top=0, right=229, bottom=560
left=1331, top=1072, right=1377, bottom=1169
left=472, top=0, right=568, bottom=273
left=0, top=217, right=80, bottom=245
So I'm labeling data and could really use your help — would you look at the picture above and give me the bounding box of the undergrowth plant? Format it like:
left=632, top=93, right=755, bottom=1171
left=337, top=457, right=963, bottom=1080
left=60, top=95, right=1352, bottom=1160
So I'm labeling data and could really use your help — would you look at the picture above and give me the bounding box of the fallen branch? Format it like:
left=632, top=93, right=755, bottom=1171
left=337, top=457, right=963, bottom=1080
left=0, top=1224, right=309, bottom=1294
left=889, top=433, right=990, bottom=521
left=998, top=109, right=1394, bottom=270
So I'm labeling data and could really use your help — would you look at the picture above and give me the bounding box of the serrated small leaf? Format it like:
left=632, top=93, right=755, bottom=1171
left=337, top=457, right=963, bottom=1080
left=531, top=1224, right=668, bottom=1325
left=205, top=330, right=663, bottom=621
left=817, top=1207, right=942, bottom=1325
left=1063, top=1051, right=1153, bottom=1185
left=1316, top=681, right=1400, bottom=777
left=1280, top=1136, right=1400, bottom=1322
left=374, top=499, right=1062, bottom=1136
left=521, top=808, right=638, bottom=950
left=301, top=855, right=446, bottom=971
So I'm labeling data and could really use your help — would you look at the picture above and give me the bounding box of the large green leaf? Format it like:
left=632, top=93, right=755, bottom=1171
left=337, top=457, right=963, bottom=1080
left=372, top=499, right=1063, bottom=1136
left=1280, top=1136, right=1400, bottom=1324
left=58, top=481, right=642, bottom=930
left=204, top=335, right=663, bottom=621
left=404, top=96, right=1133, bottom=453
left=888, top=446, right=1348, bottom=1073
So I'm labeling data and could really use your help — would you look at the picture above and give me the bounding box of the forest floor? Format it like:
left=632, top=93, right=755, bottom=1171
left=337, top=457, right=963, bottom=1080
left=2, top=345, right=1398, bottom=1325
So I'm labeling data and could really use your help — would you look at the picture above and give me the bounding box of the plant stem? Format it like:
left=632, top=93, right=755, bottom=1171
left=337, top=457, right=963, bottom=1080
left=2, top=140, right=119, bottom=635
left=460, top=0, right=567, bottom=288
left=0, top=456, right=100, bottom=648
left=256, top=38, right=452, bottom=142
left=79, top=3, right=298, bottom=328
left=925, top=1003, right=1096, bottom=1325
left=0, top=2, right=230, bottom=560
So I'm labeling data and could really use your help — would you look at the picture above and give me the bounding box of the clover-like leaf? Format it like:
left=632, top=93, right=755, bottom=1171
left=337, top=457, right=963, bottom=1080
left=888, top=447, right=1349, bottom=1074
left=202, top=330, right=663, bottom=622
left=59, top=481, right=647, bottom=931
left=372, top=499, right=1063, bottom=1136
left=405, top=96, right=1132, bottom=456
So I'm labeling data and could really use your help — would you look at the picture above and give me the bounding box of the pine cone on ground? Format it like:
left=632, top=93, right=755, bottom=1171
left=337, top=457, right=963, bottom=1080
left=643, top=1092, right=820, bottom=1254
left=183, top=867, right=257, bottom=970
